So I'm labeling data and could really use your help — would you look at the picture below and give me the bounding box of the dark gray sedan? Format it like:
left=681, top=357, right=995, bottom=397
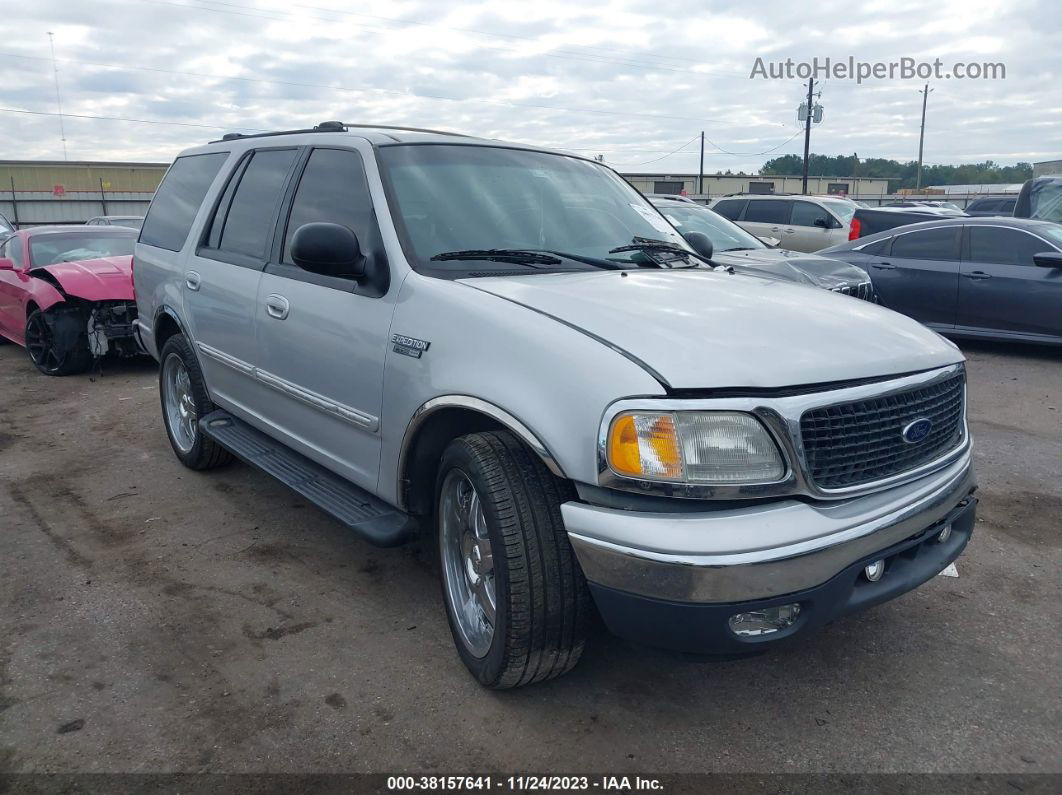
left=819, top=217, right=1062, bottom=346
left=649, top=197, right=874, bottom=299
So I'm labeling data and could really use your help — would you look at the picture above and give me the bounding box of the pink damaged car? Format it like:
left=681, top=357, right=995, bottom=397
left=0, top=225, right=141, bottom=375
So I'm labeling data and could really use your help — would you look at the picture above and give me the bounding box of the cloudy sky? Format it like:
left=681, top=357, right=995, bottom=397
left=0, top=0, right=1058, bottom=172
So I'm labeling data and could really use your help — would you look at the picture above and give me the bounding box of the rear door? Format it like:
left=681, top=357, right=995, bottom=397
left=872, top=226, right=961, bottom=327
left=738, top=199, right=793, bottom=247
left=252, top=145, right=395, bottom=490
left=186, top=147, right=300, bottom=412
left=957, top=225, right=1062, bottom=340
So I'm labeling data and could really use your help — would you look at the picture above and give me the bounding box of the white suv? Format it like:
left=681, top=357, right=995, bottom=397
left=709, top=194, right=856, bottom=252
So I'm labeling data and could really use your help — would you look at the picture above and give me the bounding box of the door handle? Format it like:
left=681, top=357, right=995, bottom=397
left=783, top=228, right=796, bottom=234
left=769, top=226, right=781, bottom=232
left=265, top=294, right=290, bottom=320
left=871, top=262, right=895, bottom=270
left=962, top=271, right=992, bottom=280
left=185, top=271, right=201, bottom=291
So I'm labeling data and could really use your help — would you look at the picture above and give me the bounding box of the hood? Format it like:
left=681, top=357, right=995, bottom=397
left=34, top=256, right=134, bottom=302
left=460, top=269, right=961, bottom=390
left=713, top=248, right=870, bottom=289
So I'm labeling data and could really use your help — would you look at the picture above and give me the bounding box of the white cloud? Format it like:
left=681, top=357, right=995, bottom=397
left=0, top=0, right=1055, bottom=171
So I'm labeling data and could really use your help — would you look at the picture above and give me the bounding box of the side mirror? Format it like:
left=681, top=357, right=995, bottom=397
left=682, top=231, right=713, bottom=260
left=0, top=257, right=14, bottom=271
left=813, top=217, right=830, bottom=229
left=290, top=222, right=365, bottom=279
left=1033, top=251, right=1062, bottom=269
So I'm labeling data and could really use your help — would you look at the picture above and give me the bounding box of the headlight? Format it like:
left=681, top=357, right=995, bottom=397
left=607, top=411, right=786, bottom=484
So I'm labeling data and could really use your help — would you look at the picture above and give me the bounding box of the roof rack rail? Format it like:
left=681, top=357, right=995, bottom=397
left=210, top=121, right=471, bottom=144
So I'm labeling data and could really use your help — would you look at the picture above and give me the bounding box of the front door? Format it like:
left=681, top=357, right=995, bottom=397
left=0, top=235, right=27, bottom=341
left=789, top=200, right=840, bottom=252
left=185, top=147, right=300, bottom=413
left=253, top=146, right=396, bottom=491
left=872, top=225, right=961, bottom=327
left=957, top=225, right=1062, bottom=341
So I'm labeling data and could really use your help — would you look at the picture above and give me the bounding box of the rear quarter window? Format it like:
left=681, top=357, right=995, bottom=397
left=141, top=152, right=229, bottom=252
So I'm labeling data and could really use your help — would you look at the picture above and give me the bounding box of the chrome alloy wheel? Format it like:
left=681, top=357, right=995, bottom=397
left=162, top=353, right=197, bottom=453
left=440, top=469, right=497, bottom=658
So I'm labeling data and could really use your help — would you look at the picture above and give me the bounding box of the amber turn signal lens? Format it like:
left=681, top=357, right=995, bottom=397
left=608, top=413, right=683, bottom=480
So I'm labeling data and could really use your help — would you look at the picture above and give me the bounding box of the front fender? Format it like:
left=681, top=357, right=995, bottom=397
left=377, top=274, right=665, bottom=506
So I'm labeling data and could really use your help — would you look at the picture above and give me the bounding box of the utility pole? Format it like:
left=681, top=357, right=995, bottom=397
left=47, top=32, right=68, bottom=160
left=916, top=84, right=933, bottom=190
left=800, top=79, right=818, bottom=194
left=698, top=131, right=704, bottom=195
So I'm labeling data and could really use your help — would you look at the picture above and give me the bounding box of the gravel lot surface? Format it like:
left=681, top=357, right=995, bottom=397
left=0, top=340, right=1059, bottom=776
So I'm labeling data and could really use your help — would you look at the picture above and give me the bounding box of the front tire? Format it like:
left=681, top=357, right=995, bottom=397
left=159, top=334, right=233, bottom=470
left=436, top=431, right=590, bottom=688
left=24, top=308, right=92, bottom=376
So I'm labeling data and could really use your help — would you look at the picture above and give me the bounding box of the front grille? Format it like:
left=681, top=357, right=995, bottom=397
left=832, top=281, right=877, bottom=302
left=800, top=372, right=965, bottom=489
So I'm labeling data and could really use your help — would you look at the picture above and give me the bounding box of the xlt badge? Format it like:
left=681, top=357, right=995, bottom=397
left=392, top=334, right=431, bottom=358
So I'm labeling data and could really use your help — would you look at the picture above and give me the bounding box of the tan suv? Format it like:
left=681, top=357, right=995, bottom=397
left=709, top=194, right=856, bottom=252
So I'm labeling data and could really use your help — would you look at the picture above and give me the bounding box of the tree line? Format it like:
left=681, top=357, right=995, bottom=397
left=759, top=154, right=1031, bottom=189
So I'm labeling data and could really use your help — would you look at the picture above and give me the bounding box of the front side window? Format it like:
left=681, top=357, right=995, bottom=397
left=141, top=152, right=228, bottom=252
left=29, top=232, right=136, bottom=267
left=969, top=227, right=1051, bottom=267
left=659, top=206, right=765, bottom=252
left=890, top=227, right=959, bottom=261
left=282, top=148, right=375, bottom=265
left=790, top=201, right=834, bottom=228
left=378, top=144, right=688, bottom=274
left=214, top=148, right=298, bottom=259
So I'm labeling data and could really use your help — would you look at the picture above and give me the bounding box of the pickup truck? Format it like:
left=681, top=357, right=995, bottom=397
left=847, top=206, right=966, bottom=241
left=133, top=122, right=977, bottom=688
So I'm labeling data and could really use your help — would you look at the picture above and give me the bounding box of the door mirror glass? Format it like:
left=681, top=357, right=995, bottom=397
left=290, top=222, right=365, bottom=279
left=682, top=231, right=713, bottom=260
left=1033, top=251, right=1062, bottom=269
left=0, top=257, right=14, bottom=271
left=813, top=217, right=830, bottom=228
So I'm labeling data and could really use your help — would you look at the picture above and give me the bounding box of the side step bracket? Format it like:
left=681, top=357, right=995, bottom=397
left=199, top=410, right=416, bottom=547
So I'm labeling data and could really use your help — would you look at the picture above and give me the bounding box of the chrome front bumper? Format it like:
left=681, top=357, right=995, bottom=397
left=563, top=451, right=976, bottom=604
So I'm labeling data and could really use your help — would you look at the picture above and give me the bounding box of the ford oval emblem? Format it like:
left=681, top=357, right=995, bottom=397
left=902, top=418, right=933, bottom=444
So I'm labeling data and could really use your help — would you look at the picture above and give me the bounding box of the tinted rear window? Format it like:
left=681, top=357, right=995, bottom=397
left=712, top=199, right=747, bottom=220
left=890, top=227, right=959, bottom=261
left=215, top=148, right=298, bottom=259
left=743, top=200, right=790, bottom=224
left=141, top=153, right=228, bottom=251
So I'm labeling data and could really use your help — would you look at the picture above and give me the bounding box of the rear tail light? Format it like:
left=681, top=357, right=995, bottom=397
left=848, top=218, right=862, bottom=240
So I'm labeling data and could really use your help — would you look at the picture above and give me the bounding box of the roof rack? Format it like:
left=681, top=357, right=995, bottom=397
left=210, top=121, right=471, bottom=144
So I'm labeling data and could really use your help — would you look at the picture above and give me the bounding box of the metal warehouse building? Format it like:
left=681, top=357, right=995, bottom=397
left=621, top=172, right=891, bottom=199
left=0, top=160, right=168, bottom=227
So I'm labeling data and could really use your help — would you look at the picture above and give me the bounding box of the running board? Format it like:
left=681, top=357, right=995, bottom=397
left=199, top=410, right=416, bottom=547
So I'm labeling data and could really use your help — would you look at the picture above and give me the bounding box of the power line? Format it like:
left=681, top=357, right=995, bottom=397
left=0, top=107, right=268, bottom=132
left=0, top=51, right=761, bottom=128
left=608, top=135, right=701, bottom=166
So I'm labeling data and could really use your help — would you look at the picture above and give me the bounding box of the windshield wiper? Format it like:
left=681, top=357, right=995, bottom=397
left=719, top=246, right=755, bottom=252
left=542, top=250, right=624, bottom=270
left=608, top=236, right=704, bottom=267
left=430, top=249, right=562, bottom=265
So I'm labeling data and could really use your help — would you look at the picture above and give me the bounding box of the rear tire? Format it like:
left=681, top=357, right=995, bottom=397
left=159, top=333, right=233, bottom=470
left=436, top=431, right=590, bottom=688
left=24, top=308, right=92, bottom=376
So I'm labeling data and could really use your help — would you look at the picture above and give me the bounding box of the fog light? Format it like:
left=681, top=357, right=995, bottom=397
left=728, top=603, right=801, bottom=637
left=864, top=559, right=886, bottom=582
left=937, top=524, right=952, bottom=543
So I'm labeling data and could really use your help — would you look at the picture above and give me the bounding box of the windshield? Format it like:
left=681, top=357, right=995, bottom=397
left=29, top=232, right=136, bottom=266
left=819, top=198, right=857, bottom=223
left=656, top=204, right=765, bottom=251
left=378, top=144, right=689, bottom=273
